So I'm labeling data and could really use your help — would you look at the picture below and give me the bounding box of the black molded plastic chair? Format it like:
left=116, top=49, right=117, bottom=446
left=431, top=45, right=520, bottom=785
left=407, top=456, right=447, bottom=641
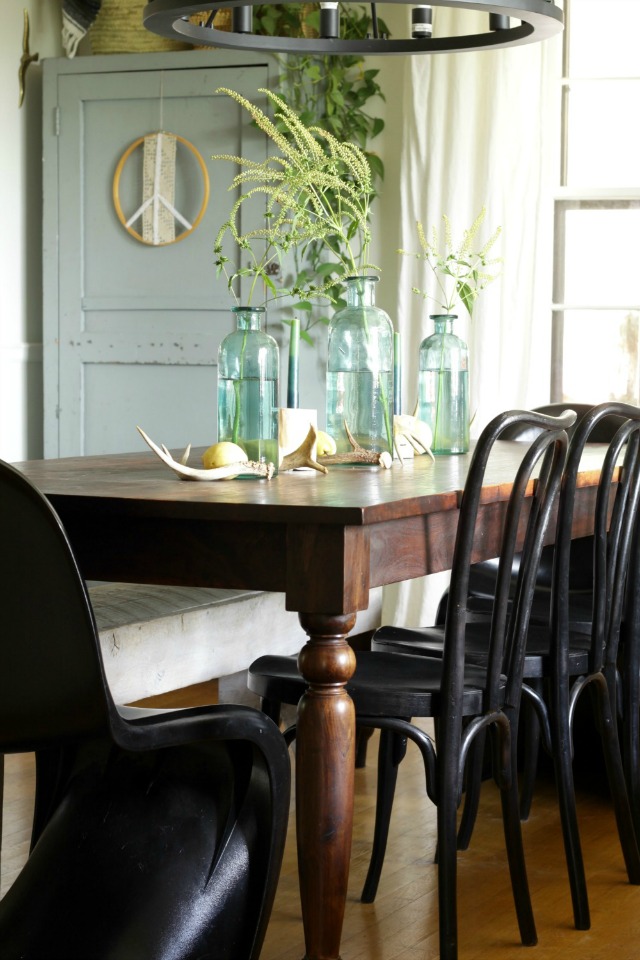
left=372, top=402, right=640, bottom=931
left=249, top=408, right=572, bottom=960
left=0, top=458, right=290, bottom=960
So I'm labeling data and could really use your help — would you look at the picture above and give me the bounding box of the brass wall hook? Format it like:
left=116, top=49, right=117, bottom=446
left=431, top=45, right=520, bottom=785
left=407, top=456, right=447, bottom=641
left=19, top=9, right=39, bottom=108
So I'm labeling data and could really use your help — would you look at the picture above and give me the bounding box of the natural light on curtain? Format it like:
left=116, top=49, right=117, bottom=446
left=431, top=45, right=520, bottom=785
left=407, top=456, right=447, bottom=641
left=383, top=9, right=563, bottom=627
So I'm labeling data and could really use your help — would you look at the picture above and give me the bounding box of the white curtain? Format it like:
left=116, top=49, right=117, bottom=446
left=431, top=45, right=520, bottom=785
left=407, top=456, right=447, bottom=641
left=382, top=10, right=563, bottom=628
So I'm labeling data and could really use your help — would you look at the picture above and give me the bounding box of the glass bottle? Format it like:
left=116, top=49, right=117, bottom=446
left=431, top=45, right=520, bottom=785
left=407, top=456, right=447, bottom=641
left=418, top=314, right=469, bottom=454
left=217, top=306, right=279, bottom=473
left=326, top=276, right=394, bottom=456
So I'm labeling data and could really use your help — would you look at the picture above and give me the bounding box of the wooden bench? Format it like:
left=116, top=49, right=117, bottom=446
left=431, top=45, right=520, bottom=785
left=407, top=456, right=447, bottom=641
left=90, top=583, right=384, bottom=704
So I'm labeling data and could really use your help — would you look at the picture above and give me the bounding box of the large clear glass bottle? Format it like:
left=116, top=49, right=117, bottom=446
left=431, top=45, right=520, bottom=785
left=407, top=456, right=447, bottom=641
left=217, top=306, right=279, bottom=473
left=418, top=314, right=469, bottom=454
left=326, top=276, right=394, bottom=456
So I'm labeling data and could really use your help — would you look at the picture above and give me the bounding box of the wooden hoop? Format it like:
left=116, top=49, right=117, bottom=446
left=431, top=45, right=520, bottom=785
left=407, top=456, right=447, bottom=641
left=113, top=132, right=210, bottom=246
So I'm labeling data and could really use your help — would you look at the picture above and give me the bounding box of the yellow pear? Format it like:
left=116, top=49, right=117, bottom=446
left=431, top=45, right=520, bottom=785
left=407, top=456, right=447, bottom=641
left=201, top=441, right=248, bottom=470
left=316, top=431, right=337, bottom=456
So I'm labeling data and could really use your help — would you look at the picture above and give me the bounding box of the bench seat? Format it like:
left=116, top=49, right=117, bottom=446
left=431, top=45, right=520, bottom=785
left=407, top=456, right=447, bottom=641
left=90, top=583, right=383, bottom=704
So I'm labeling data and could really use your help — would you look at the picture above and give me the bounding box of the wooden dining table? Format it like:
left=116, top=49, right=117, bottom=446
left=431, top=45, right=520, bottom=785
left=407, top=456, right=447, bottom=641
left=13, top=441, right=606, bottom=960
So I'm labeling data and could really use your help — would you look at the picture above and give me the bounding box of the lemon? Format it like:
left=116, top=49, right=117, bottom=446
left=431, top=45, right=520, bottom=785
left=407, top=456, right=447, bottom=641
left=201, top=441, right=248, bottom=469
left=316, top=430, right=337, bottom=456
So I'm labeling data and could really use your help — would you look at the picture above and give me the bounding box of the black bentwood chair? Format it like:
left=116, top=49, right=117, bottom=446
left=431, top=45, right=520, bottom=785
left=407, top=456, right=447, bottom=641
left=248, top=408, right=572, bottom=960
left=0, top=458, right=290, bottom=960
left=458, top=403, right=626, bottom=626
left=382, top=403, right=626, bottom=828
left=458, top=404, right=626, bottom=822
left=372, top=402, right=640, bottom=931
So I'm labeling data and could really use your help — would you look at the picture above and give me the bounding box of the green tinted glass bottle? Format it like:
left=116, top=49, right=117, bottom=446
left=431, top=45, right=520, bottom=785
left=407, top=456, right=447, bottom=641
left=217, top=306, right=279, bottom=474
left=326, top=276, right=394, bottom=456
left=418, top=314, right=469, bottom=454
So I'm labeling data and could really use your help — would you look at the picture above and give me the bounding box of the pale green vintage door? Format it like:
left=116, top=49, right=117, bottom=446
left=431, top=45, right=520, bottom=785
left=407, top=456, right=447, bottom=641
left=43, top=51, right=275, bottom=457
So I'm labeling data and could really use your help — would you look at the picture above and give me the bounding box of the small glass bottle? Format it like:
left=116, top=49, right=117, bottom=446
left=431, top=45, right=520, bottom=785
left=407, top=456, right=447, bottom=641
left=418, top=314, right=469, bottom=454
left=217, top=306, right=279, bottom=473
left=326, top=276, right=394, bottom=457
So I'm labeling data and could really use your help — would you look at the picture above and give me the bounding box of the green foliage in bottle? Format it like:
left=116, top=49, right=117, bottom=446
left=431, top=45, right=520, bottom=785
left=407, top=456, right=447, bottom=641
left=254, top=4, right=388, bottom=345
left=400, top=208, right=502, bottom=319
left=213, top=86, right=377, bottom=310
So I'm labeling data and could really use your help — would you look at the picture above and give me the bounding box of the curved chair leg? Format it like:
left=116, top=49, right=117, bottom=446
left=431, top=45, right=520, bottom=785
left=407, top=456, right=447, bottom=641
left=552, top=701, right=590, bottom=930
left=590, top=680, right=640, bottom=883
left=437, top=783, right=460, bottom=960
left=621, top=626, right=640, bottom=843
left=456, top=729, right=486, bottom=850
left=624, top=698, right=640, bottom=844
left=361, top=730, right=407, bottom=903
left=519, top=686, right=542, bottom=821
left=356, top=726, right=375, bottom=769
left=500, top=730, right=537, bottom=946
left=621, top=691, right=640, bottom=842
left=0, top=753, right=4, bottom=880
left=260, top=697, right=282, bottom=726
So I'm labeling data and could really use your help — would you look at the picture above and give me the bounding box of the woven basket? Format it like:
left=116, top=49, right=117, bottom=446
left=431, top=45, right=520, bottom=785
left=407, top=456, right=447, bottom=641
left=301, top=3, right=318, bottom=39
left=189, top=8, right=232, bottom=45
left=90, top=0, right=189, bottom=54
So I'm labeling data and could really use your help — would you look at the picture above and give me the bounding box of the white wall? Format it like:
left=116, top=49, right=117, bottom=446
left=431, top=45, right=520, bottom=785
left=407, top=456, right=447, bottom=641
left=0, top=0, right=66, bottom=460
left=0, top=0, right=405, bottom=462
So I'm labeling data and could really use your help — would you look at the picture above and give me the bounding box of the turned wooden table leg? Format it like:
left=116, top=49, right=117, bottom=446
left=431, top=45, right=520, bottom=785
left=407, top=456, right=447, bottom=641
left=296, top=611, right=358, bottom=960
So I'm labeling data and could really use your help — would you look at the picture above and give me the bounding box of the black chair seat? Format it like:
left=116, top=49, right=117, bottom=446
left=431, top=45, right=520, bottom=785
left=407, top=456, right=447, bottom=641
left=464, top=587, right=594, bottom=634
left=249, top=651, right=488, bottom=719
left=466, top=535, right=596, bottom=601
left=372, top=621, right=592, bottom=679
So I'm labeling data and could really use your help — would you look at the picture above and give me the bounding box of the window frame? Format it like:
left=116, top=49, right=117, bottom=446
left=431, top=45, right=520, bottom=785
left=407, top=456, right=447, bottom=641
left=551, top=0, right=640, bottom=402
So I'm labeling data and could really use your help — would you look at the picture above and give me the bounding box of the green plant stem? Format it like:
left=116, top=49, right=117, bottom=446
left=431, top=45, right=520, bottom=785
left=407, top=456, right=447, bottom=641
left=351, top=277, right=392, bottom=452
left=433, top=336, right=446, bottom=449
left=380, top=379, right=393, bottom=451
left=232, top=328, right=249, bottom=444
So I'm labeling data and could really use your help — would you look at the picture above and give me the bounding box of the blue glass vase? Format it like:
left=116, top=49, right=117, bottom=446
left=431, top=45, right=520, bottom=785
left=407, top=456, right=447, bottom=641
left=326, top=276, right=394, bottom=456
left=418, top=314, right=469, bottom=455
left=217, top=306, right=279, bottom=473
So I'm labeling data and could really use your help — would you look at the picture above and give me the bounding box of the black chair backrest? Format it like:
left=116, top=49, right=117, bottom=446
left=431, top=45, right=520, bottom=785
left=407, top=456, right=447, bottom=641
left=0, top=459, right=113, bottom=752
left=551, top=403, right=640, bottom=680
left=441, top=409, right=572, bottom=729
left=501, top=403, right=627, bottom=443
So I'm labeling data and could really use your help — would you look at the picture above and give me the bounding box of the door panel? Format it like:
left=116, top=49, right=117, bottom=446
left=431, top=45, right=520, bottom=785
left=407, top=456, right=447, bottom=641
left=44, top=55, right=272, bottom=457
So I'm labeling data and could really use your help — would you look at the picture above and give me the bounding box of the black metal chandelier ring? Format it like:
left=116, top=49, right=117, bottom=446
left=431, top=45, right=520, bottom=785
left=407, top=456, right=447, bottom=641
left=143, top=0, right=563, bottom=57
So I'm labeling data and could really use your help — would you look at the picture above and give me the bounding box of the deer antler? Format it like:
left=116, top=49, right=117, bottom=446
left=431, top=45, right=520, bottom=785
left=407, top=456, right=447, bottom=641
left=318, top=421, right=393, bottom=469
left=137, top=427, right=275, bottom=480
left=280, top=425, right=328, bottom=474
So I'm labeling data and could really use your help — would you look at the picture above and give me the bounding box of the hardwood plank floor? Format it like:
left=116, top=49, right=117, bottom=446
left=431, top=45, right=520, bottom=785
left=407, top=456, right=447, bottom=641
left=3, top=719, right=640, bottom=959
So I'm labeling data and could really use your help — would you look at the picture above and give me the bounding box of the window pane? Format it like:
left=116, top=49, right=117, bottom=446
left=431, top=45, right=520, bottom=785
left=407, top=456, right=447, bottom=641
left=561, top=205, right=640, bottom=305
left=566, top=80, right=640, bottom=187
left=569, top=0, right=640, bottom=78
left=561, top=309, right=639, bottom=403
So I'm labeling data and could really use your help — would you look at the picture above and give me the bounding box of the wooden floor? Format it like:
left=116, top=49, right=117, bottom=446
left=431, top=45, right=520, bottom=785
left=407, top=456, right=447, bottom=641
left=3, top=719, right=640, bottom=960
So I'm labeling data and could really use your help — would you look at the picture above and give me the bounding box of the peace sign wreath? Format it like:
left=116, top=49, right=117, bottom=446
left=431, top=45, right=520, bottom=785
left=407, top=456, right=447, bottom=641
left=113, top=132, right=210, bottom=246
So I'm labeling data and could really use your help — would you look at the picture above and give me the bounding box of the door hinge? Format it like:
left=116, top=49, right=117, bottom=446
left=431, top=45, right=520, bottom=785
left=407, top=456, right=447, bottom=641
left=54, top=106, right=60, bottom=136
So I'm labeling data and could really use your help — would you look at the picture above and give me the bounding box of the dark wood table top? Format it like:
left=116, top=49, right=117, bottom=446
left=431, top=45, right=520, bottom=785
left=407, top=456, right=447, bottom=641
left=15, top=441, right=606, bottom=519
left=17, top=445, right=466, bottom=522
left=15, top=443, right=607, bottom=612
